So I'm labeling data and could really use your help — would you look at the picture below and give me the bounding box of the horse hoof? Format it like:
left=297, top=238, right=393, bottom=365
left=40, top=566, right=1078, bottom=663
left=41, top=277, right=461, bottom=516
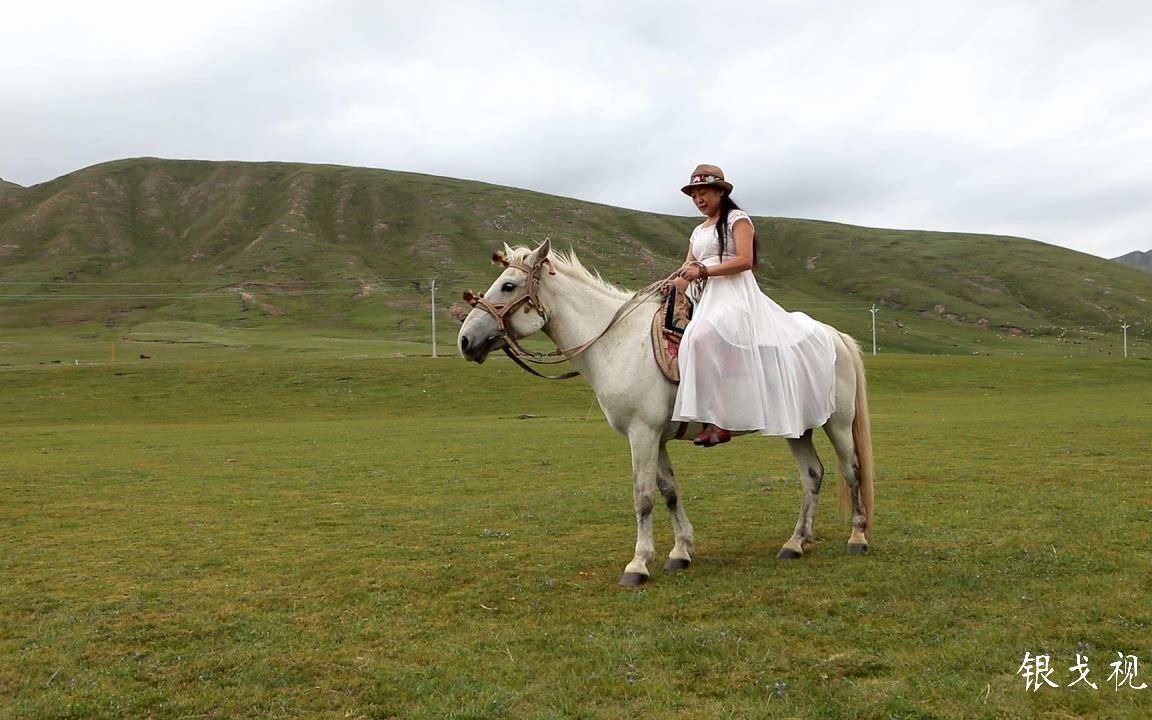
left=663, top=558, right=691, bottom=572
left=777, top=548, right=803, bottom=560
left=847, top=543, right=870, bottom=554
left=618, top=572, right=649, bottom=587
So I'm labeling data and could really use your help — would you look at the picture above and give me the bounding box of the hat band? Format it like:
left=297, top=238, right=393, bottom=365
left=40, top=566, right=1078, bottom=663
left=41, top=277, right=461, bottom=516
left=690, top=174, right=724, bottom=184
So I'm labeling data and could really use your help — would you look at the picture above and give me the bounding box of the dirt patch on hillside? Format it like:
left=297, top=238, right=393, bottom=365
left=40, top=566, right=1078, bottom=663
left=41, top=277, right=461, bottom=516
left=955, top=273, right=1004, bottom=294
left=231, top=288, right=282, bottom=316
left=46, top=234, right=72, bottom=256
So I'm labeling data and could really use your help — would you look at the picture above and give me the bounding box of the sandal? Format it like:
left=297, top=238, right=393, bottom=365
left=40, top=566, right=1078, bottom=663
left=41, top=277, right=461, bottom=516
left=692, top=427, right=731, bottom=447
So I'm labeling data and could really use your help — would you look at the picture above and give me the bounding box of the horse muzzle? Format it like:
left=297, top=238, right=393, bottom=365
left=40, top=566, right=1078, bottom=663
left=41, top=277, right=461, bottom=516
left=459, top=332, right=505, bottom=363
left=458, top=311, right=507, bottom=363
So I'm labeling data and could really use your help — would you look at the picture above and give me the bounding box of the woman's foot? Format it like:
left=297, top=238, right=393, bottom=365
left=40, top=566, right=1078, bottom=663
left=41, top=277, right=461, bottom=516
left=692, top=425, right=731, bottom=447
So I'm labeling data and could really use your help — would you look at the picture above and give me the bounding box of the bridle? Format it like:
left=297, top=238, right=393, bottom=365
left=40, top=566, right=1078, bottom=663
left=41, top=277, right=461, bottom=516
left=463, top=252, right=576, bottom=378
left=463, top=251, right=673, bottom=380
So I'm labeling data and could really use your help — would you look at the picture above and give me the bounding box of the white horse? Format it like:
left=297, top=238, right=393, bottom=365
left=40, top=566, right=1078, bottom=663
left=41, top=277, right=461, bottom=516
left=457, top=240, right=874, bottom=586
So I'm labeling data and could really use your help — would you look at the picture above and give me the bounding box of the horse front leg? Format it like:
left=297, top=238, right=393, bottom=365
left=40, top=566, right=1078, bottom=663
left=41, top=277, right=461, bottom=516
left=657, top=443, right=695, bottom=571
left=778, top=430, right=824, bottom=559
left=619, top=428, right=662, bottom=587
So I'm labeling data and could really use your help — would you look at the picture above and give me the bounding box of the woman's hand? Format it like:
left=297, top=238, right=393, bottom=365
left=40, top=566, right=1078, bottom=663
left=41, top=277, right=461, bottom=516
left=679, top=263, right=708, bottom=281
left=659, top=275, right=692, bottom=295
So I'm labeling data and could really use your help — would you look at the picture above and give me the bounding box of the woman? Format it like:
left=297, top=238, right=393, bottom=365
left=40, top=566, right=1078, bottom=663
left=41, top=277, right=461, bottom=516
left=671, top=164, right=837, bottom=446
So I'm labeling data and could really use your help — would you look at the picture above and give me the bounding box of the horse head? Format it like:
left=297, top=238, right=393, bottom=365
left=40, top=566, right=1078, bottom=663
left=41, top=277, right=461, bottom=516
left=458, top=239, right=553, bottom=363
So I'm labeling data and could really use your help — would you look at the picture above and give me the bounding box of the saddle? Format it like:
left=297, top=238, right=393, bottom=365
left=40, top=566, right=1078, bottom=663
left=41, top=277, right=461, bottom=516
left=650, top=287, right=694, bottom=383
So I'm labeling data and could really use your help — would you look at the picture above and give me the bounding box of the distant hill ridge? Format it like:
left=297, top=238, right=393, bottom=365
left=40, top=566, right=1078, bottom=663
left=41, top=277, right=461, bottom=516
left=1112, top=249, right=1152, bottom=273
left=0, top=157, right=1148, bottom=354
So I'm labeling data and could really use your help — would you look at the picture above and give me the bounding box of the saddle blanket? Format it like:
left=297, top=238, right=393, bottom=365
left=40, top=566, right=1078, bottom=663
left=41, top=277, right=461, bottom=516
left=650, top=287, right=693, bottom=384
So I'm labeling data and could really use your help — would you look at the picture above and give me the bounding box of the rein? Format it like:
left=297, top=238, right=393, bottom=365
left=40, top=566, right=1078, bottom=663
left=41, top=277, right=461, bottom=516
left=464, top=252, right=681, bottom=380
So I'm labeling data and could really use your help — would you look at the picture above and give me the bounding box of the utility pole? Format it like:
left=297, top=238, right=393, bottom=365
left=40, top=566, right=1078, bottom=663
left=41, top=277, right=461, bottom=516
left=1121, top=321, right=1129, bottom=358
left=869, top=304, right=878, bottom=356
left=430, top=280, right=438, bottom=358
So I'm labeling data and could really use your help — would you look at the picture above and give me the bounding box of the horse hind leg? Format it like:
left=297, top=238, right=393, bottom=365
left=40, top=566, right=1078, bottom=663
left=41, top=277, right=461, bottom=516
left=823, top=328, right=875, bottom=554
left=657, top=443, right=695, bottom=571
left=825, top=415, right=870, bottom=553
left=778, top=430, right=823, bottom=559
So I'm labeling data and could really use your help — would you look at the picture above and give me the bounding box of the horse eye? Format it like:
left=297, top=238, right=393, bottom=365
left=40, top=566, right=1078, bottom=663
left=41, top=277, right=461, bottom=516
left=501, top=281, right=516, bottom=292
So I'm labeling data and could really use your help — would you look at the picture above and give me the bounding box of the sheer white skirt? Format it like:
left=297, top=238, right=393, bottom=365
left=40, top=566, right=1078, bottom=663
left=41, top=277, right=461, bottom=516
left=671, top=271, right=836, bottom=438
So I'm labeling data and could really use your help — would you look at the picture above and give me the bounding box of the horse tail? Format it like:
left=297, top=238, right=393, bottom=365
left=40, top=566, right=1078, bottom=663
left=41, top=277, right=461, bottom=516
left=847, top=334, right=875, bottom=542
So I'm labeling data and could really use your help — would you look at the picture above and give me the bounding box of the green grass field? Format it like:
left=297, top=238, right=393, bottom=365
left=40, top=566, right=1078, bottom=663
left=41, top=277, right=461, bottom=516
left=2, top=353, right=1150, bottom=719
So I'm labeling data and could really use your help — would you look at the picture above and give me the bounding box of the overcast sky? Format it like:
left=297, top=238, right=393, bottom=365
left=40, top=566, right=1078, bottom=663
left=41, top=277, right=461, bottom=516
left=3, top=1, right=1151, bottom=259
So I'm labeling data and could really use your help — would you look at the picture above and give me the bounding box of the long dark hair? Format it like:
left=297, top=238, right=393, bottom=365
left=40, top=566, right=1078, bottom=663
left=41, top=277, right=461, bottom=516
left=716, top=194, right=759, bottom=267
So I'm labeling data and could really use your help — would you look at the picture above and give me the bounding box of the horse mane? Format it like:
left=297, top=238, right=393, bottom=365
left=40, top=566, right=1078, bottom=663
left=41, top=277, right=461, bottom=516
left=506, top=245, right=635, bottom=301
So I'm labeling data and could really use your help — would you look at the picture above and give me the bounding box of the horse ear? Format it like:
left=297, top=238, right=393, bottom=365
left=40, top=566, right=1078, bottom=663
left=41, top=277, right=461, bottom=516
left=502, top=242, right=514, bottom=258
left=530, top=238, right=551, bottom=266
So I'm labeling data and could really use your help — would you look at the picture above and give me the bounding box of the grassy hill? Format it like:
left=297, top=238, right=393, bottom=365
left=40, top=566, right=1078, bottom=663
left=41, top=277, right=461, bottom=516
left=1, top=157, right=1149, bottom=357
left=0, top=178, right=24, bottom=196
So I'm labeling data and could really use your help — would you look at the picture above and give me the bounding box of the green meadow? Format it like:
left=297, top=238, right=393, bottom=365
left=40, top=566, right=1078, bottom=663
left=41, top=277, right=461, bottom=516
left=2, top=352, right=1150, bottom=719
left=4, top=157, right=1149, bottom=718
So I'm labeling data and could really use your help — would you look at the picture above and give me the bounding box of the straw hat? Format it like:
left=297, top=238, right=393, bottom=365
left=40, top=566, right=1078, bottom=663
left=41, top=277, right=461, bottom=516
left=680, top=163, right=733, bottom=195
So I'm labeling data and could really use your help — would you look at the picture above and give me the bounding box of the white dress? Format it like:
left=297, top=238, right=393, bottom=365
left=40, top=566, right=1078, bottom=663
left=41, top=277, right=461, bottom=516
left=671, top=210, right=837, bottom=438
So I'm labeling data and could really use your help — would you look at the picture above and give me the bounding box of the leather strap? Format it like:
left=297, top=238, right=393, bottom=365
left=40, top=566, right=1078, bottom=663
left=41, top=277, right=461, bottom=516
left=502, top=347, right=581, bottom=380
